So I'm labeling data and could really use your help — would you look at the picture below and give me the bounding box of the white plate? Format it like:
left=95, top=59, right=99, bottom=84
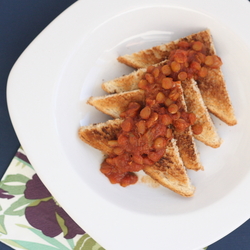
left=7, top=0, right=250, bottom=249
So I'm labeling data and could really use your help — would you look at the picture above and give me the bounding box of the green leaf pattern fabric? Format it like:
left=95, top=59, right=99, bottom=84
left=0, top=148, right=104, bottom=250
left=0, top=147, right=209, bottom=250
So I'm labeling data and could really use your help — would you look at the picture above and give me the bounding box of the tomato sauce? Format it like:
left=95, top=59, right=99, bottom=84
left=100, top=40, right=222, bottom=187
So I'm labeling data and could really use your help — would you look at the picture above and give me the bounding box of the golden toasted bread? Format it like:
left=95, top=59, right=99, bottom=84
left=101, top=62, right=221, bottom=148
left=78, top=118, right=123, bottom=155
left=78, top=119, right=195, bottom=197
left=88, top=85, right=203, bottom=171
left=117, top=29, right=237, bottom=126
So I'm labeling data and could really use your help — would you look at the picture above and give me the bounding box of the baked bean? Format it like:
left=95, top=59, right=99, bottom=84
left=120, top=173, right=138, bottom=187
left=145, top=73, right=154, bottom=84
left=168, top=103, right=179, bottom=114
left=153, top=137, right=167, bottom=149
left=143, top=157, right=154, bottom=166
left=190, top=61, right=201, bottom=71
left=160, top=114, right=172, bottom=125
left=148, top=149, right=165, bottom=162
left=138, top=79, right=148, bottom=89
left=136, top=120, right=146, bottom=134
left=166, top=128, right=173, bottom=138
left=199, top=67, right=208, bottom=77
left=173, top=119, right=189, bottom=132
left=169, top=88, right=180, bottom=101
left=156, top=92, right=166, bottom=103
left=171, top=111, right=181, bottom=120
left=162, top=77, right=174, bottom=89
left=152, top=67, right=160, bottom=78
left=113, top=147, right=124, bottom=155
left=100, top=161, right=112, bottom=174
left=108, top=140, right=119, bottom=147
left=205, top=55, right=214, bottom=66
left=146, top=112, right=159, bottom=128
left=188, top=113, right=197, bottom=125
left=164, top=98, right=174, bottom=107
left=173, top=50, right=187, bottom=63
left=118, top=134, right=128, bottom=146
left=177, top=40, right=190, bottom=49
left=211, top=55, right=222, bottom=68
left=147, top=65, right=155, bottom=73
left=192, top=41, right=203, bottom=51
left=171, top=61, right=181, bottom=72
left=161, top=65, right=171, bottom=75
left=121, top=117, right=133, bottom=132
left=140, top=106, right=151, bottom=119
left=197, top=52, right=206, bottom=63
left=192, top=124, right=203, bottom=135
left=178, top=71, right=188, bottom=81
left=133, top=154, right=144, bottom=165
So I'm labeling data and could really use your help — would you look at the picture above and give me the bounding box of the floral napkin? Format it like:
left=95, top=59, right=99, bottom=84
left=0, top=147, right=207, bottom=250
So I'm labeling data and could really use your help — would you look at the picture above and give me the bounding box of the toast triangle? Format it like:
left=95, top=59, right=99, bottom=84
left=78, top=119, right=195, bottom=197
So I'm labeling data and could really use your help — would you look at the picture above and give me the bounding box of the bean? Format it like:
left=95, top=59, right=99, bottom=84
left=160, top=114, right=172, bottom=125
left=156, top=92, right=166, bottom=103
left=162, top=77, right=173, bottom=89
left=113, top=147, right=124, bottom=155
left=161, top=65, right=171, bottom=75
left=192, top=41, right=203, bottom=51
left=121, top=117, right=133, bottom=132
left=192, top=124, right=203, bottom=135
left=199, top=67, right=208, bottom=77
left=188, top=113, right=197, bottom=125
left=171, top=61, right=181, bottom=72
left=136, top=120, right=146, bottom=134
left=168, top=103, right=179, bottom=114
left=153, top=137, right=167, bottom=149
left=140, top=106, right=151, bottom=119
left=205, top=55, right=214, bottom=66
left=145, top=73, right=154, bottom=84
left=178, top=71, right=188, bottom=81
left=138, top=79, right=148, bottom=89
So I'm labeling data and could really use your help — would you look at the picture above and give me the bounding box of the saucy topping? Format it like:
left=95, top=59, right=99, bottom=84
left=100, top=40, right=222, bottom=187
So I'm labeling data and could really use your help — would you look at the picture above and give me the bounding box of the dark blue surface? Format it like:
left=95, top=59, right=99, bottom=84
left=0, top=1, right=249, bottom=250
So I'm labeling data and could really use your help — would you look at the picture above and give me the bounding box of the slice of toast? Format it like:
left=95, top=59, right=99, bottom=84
left=78, top=119, right=195, bottom=197
left=78, top=118, right=123, bottom=155
left=87, top=86, right=203, bottom=171
left=117, top=29, right=237, bottom=126
left=101, top=64, right=221, bottom=148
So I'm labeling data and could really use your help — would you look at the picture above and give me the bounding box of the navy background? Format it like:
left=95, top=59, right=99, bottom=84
left=0, top=1, right=250, bottom=250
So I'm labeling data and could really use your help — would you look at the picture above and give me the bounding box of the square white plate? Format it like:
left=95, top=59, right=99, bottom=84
left=7, top=0, right=250, bottom=249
